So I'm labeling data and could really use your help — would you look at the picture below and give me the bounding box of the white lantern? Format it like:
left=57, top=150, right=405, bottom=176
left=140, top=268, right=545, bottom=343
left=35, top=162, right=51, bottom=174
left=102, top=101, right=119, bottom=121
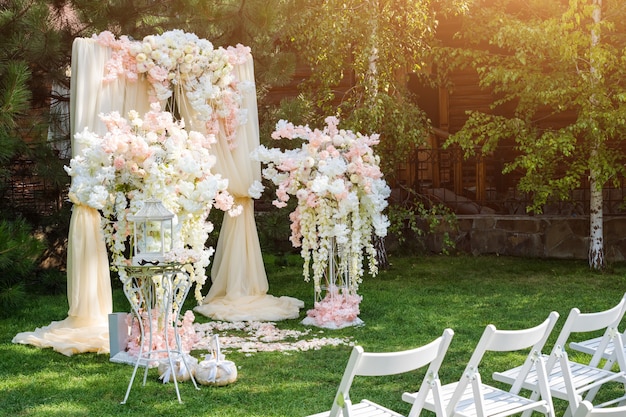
left=127, top=198, right=175, bottom=266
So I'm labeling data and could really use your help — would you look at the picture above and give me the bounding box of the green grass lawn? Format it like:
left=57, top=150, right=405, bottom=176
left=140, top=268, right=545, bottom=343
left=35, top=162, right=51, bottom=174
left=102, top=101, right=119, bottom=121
left=2, top=254, right=626, bottom=416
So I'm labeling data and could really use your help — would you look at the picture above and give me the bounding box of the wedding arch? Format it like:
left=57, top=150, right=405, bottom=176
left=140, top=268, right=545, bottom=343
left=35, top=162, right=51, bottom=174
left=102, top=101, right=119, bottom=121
left=12, top=32, right=303, bottom=356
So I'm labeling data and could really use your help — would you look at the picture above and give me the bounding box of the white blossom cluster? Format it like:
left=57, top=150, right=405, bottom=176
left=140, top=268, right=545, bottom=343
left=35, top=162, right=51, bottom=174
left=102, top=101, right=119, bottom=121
left=251, top=116, right=390, bottom=297
left=65, top=103, right=239, bottom=302
left=95, top=30, right=252, bottom=149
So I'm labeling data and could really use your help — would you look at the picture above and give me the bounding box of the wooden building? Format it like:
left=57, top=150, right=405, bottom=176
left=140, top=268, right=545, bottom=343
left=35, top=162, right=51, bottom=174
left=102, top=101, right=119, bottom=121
left=396, top=14, right=626, bottom=216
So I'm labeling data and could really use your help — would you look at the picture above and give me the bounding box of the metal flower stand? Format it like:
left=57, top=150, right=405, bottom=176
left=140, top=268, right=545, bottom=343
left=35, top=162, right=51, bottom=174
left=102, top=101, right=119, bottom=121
left=317, top=238, right=348, bottom=303
left=301, top=237, right=364, bottom=329
left=119, top=263, right=199, bottom=404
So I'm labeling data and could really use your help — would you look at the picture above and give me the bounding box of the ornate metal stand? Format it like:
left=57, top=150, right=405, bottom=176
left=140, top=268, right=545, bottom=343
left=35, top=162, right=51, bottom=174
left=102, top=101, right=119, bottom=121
left=119, top=264, right=199, bottom=404
left=316, top=237, right=351, bottom=303
left=302, top=237, right=363, bottom=329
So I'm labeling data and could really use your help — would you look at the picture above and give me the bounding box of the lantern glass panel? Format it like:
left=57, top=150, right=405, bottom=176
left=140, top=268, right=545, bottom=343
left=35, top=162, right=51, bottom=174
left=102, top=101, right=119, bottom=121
left=127, top=199, right=175, bottom=266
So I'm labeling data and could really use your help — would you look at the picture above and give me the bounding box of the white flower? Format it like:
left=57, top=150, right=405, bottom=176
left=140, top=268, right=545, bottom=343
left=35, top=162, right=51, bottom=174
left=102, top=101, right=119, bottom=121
left=248, top=180, right=264, bottom=199
left=310, top=175, right=329, bottom=194
left=87, top=185, right=110, bottom=209
left=304, top=157, right=315, bottom=168
left=372, top=214, right=391, bottom=237
left=332, top=134, right=345, bottom=147
left=319, top=157, right=347, bottom=177
left=327, top=178, right=346, bottom=196
left=332, top=224, right=349, bottom=244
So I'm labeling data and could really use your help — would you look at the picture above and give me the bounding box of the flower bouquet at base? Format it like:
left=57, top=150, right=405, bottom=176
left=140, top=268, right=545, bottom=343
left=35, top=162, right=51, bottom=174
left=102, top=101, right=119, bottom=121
left=252, top=116, right=390, bottom=328
left=301, top=285, right=364, bottom=329
left=124, top=310, right=198, bottom=366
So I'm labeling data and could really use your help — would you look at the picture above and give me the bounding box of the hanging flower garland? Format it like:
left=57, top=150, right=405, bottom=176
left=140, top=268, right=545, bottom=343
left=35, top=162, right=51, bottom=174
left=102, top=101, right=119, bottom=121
left=65, top=103, right=240, bottom=302
left=94, top=30, right=252, bottom=150
left=251, top=116, right=391, bottom=298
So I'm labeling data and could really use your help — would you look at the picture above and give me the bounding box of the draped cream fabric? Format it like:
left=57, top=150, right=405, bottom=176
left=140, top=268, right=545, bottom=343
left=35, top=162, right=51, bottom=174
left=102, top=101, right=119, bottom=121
left=12, top=38, right=152, bottom=356
left=190, top=58, right=303, bottom=321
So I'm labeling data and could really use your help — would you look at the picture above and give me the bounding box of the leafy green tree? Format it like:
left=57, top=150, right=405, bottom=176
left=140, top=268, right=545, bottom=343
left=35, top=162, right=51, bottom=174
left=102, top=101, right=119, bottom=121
left=1, top=0, right=70, bottom=227
left=65, top=0, right=296, bottom=94
left=1, top=0, right=41, bottom=183
left=0, top=218, right=45, bottom=316
left=278, top=1, right=469, bottom=263
left=0, top=0, right=61, bottom=309
left=283, top=0, right=469, bottom=178
left=438, top=0, right=626, bottom=269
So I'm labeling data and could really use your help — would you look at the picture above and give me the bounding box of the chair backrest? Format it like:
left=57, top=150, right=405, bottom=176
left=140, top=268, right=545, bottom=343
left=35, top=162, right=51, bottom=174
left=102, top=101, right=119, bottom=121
left=546, top=293, right=626, bottom=371
left=328, top=328, right=454, bottom=417
left=446, top=311, right=560, bottom=415
left=573, top=400, right=626, bottom=417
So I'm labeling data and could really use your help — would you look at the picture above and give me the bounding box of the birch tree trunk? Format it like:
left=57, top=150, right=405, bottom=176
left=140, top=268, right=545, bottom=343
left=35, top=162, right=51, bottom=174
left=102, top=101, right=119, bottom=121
left=589, top=171, right=604, bottom=269
left=588, top=0, right=605, bottom=269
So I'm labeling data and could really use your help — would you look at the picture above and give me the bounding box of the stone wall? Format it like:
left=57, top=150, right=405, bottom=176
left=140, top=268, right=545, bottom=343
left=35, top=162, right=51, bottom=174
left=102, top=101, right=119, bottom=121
left=429, top=215, right=626, bottom=261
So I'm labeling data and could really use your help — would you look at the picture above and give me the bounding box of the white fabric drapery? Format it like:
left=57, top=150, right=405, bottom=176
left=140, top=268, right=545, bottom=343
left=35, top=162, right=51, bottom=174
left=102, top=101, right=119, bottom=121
left=183, top=57, right=303, bottom=321
left=13, top=36, right=302, bottom=356
left=13, top=38, right=153, bottom=355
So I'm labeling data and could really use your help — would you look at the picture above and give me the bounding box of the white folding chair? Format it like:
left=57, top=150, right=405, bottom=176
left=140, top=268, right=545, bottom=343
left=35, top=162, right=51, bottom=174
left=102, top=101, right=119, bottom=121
left=403, top=312, right=559, bottom=417
left=306, top=328, right=454, bottom=417
left=493, top=294, right=626, bottom=417
left=573, top=400, right=626, bottom=417
left=569, top=293, right=626, bottom=363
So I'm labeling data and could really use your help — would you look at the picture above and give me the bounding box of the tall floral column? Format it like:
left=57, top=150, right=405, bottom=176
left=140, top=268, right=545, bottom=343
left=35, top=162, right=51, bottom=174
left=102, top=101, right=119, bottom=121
left=64, top=103, right=239, bottom=303
left=252, top=117, right=390, bottom=328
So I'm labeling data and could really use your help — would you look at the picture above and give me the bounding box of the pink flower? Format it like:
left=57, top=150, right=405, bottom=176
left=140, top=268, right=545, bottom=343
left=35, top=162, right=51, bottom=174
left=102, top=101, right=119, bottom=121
left=305, top=290, right=362, bottom=328
left=226, top=44, right=251, bottom=65
left=113, top=156, right=125, bottom=170
left=306, top=193, right=318, bottom=208
left=276, top=185, right=289, bottom=203
left=271, top=120, right=296, bottom=139
left=277, top=159, right=298, bottom=172
left=94, top=31, right=117, bottom=46
left=124, top=309, right=198, bottom=360
left=148, top=65, right=169, bottom=83
left=214, top=191, right=234, bottom=212
left=309, top=134, right=323, bottom=148
left=324, top=116, right=340, bottom=135
left=94, top=30, right=245, bottom=149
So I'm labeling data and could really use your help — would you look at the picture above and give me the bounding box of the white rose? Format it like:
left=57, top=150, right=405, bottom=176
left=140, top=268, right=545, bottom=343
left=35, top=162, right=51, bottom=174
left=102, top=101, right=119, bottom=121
left=304, top=157, right=315, bottom=168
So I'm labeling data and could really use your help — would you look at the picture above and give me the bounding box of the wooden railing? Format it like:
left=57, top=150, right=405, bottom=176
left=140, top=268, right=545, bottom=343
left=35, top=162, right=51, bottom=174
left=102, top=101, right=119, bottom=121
left=394, top=130, right=626, bottom=216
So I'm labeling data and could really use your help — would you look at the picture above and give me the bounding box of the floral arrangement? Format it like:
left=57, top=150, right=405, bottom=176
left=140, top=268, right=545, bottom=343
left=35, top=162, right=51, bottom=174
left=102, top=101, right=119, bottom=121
left=126, top=310, right=198, bottom=361
left=251, top=116, right=390, bottom=325
left=65, top=103, right=239, bottom=302
left=94, top=30, right=253, bottom=149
